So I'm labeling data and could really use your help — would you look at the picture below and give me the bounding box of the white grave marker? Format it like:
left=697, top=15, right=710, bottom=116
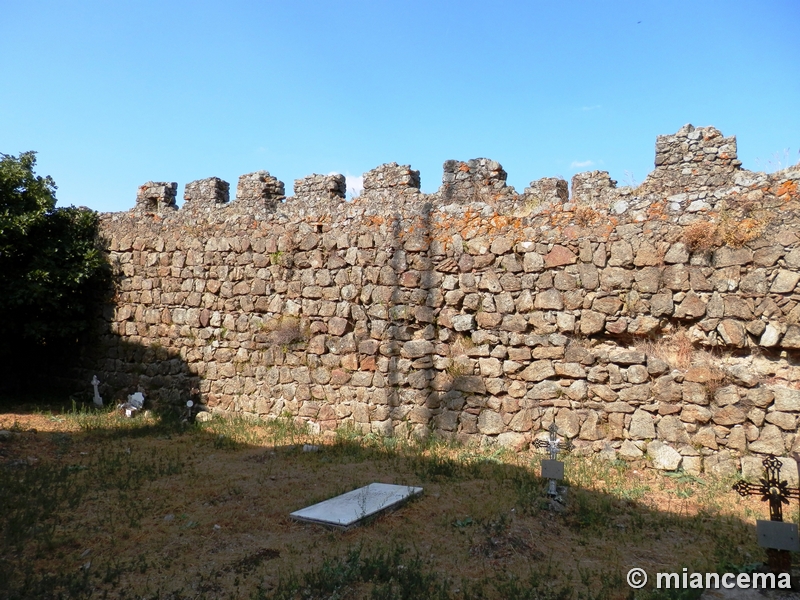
left=119, top=391, right=145, bottom=417
left=533, top=423, right=572, bottom=499
left=290, top=483, right=423, bottom=530
left=91, top=375, right=103, bottom=407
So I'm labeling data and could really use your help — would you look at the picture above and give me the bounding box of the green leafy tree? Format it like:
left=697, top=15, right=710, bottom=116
left=0, top=151, right=110, bottom=363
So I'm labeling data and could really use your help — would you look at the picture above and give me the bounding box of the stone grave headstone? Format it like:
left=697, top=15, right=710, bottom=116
left=119, top=391, right=145, bottom=417
left=733, top=454, right=800, bottom=572
left=533, top=422, right=572, bottom=501
left=91, top=375, right=103, bottom=408
left=290, top=483, right=423, bottom=530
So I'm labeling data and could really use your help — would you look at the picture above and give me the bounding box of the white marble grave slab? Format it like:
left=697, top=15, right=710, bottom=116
left=290, top=483, right=423, bottom=530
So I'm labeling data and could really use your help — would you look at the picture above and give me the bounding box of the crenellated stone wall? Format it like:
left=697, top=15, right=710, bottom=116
left=234, top=171, right=285, bottom=213
left=363, top=163, right=421, bottom=196
left=80, top=124, right=800, bottom=476
left=648, top=123, right=740, bottom=195
left=183, top=177, right=230, bottom=213
left=134, top=181, right=178, bottom=213
left=440, top=158, right=514, bottom=204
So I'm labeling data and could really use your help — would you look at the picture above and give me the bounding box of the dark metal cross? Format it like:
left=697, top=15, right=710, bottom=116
left=732, top=454, right=800, bottom=522
left=533, top=423, right=572, bottom=497
left=733, top=454, right=800, bottom=572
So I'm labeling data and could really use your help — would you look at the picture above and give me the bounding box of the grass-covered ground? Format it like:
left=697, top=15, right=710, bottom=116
left=0, top=401, right=794, bottom=600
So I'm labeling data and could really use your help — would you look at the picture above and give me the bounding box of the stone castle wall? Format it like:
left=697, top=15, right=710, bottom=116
left=84, top=124, right=800, bottom=477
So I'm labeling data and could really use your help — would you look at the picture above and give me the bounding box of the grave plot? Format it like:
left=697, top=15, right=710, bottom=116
left=733, top=454, right=800, bottom=573
left=290, top=483, right=423, bottom=530
left=533, top=422, right=571, bottom=503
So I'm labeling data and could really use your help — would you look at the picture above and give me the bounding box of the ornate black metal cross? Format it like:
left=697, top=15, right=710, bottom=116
left=733, top=455, right=800, bottom=522
left=732, top=454, right=800, bottom=572
left=533, top=423, right=572, bottom=498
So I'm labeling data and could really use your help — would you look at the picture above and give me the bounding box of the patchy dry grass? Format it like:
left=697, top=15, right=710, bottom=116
left=635, top=328, right=726, bottom=376
left=634, top=327, right=695, bottom=370
left=680, top=193, right=772, bottom=252
left=0, top=403, right=793, bottom=599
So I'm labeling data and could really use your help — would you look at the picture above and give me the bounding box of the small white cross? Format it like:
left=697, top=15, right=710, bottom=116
left=91, top=375, right=103, bottom=407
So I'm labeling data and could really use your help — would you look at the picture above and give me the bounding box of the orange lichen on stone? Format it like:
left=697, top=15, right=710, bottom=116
left=646, top=201, right=667, bottom=220
left=428, top=209, right=485, bottom=242
left=777, top=180, right=798, bottom=199
left=484, top=215, right=526, bottom=238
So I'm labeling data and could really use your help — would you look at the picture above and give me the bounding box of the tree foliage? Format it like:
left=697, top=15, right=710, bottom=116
left=0, top=151, right=110, bottom=349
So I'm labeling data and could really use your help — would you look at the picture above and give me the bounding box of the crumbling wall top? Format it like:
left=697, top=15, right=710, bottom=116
left=524, top=177, right=569, bottom=205
left=571, top=171, right=618, bottom=206
left=183, top=177, right=230, bottom=212
left=644, top=123, right=741, bottom=194
left=135, top=182, right=177, bottom=214
left=120, top=125, right=782, bottom=225
left=439, top=158, right=513, bottom=204
left=363, top=162, right=420, bottom=193
left=235, top=171, right=285, bottom=213
left=293, top=173, right=346, bottom=201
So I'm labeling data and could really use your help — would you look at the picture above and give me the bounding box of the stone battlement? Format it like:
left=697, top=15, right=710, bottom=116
left=126, top=124, right=751, bottom=220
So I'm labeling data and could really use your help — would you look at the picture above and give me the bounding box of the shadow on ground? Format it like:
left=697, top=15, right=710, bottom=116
left=0, top=404, right=788, bottom=600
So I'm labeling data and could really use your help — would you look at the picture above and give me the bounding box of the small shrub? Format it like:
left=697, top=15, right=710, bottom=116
left=684, top=193, right=774, bottom=250
left=575, top=205, right=602, bottom=227
left=450, top=334, right=474, bottom=356
left=445, top=360, right=471, bottom=378
left=636, top=327, right=695, bottom=370
left=264, top=316, right=309, bottom=348
left=682, top=221, right=720, bottom=251
left=718, top=215, right=770, bottom=248
left=636, top=329, right=729, bottom=393
left=703, top=366, right=730, bottom=397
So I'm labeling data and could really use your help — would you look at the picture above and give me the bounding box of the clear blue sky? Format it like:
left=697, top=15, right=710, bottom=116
left=2, top=1, right=798, bottom=213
